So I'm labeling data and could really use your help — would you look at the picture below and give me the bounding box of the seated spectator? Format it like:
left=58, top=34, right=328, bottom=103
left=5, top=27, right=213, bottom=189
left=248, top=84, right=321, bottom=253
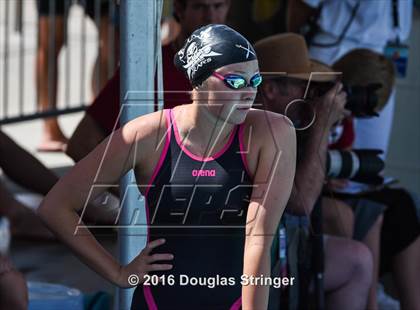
left=254, top=33, right=372, bottom=310
left=288, top=2, right=417, bottom=305
left=323, top=49, right=420, bottom=310
left=0, top=130, right=56, bottom=239
left=0, top=130, right=108, bottom=236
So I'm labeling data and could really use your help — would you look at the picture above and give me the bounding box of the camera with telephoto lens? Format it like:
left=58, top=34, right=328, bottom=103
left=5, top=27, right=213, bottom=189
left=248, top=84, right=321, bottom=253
left=326, top=149, right=385, bottom=184
left=315, top=82, right=382, bottom=118
left=343, top=83, right=382, bottom=118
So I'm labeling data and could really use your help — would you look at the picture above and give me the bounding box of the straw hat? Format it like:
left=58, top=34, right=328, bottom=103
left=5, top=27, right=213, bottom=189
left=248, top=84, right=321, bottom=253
left=333, top=49, right=395, bottom=111
left=254, top=33, right=338, bottom=82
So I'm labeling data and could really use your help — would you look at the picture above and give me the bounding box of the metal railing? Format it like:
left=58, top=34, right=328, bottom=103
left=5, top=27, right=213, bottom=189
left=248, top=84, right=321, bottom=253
left=0, top=0, right=119, bottom=125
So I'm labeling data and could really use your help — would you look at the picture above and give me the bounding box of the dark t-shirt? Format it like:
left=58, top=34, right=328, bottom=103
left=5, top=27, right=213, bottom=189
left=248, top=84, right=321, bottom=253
left=86, top=43, right=192, bottom=135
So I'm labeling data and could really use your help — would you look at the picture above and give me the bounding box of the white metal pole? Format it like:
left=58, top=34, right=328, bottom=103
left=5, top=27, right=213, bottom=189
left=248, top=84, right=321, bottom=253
left=118, top=0, right=161, bottom=308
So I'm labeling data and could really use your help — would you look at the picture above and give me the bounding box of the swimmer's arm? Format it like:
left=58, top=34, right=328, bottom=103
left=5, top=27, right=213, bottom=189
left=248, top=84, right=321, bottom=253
left=242, top=116, right=296, bottom=309
left=37, top=117, right=148, bottom=287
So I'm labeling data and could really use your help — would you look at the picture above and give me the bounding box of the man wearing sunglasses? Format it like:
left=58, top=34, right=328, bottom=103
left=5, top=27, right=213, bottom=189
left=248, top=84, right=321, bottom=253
left=66, top=0, right=231, bottom=163
left=255, top=33, right=373, bottom=310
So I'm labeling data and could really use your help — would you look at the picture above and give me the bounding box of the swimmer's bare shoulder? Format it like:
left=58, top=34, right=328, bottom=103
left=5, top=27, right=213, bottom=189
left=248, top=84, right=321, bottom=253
left=120, top=110, right=170, bottom=182
left=241, top=109, right=296, bottom=178
left=122, top=109, right=168, bottom=150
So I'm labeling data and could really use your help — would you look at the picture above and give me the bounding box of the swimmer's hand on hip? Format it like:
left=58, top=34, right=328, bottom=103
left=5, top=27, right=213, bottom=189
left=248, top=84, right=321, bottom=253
left=117, top=238, right=174, bottom=288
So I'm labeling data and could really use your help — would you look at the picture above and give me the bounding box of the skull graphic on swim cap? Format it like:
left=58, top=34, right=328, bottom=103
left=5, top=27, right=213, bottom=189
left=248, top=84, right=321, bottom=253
left=174, top=24, right=257, bottom=87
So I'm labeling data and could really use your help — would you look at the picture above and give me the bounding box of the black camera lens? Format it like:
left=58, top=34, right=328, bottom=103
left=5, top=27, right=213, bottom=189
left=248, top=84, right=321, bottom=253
left=326, top=149, right=385, bottom=184
left=343, top=84, right=381, bottom=118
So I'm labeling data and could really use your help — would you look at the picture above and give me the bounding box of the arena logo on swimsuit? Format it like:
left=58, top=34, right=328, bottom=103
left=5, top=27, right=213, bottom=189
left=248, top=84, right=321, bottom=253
left=191, top=169, right=216, bottom=177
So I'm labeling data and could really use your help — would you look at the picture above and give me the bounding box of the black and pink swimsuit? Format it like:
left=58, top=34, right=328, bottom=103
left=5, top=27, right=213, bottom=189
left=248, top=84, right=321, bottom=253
left=131, top=109, right=253, bottom=310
